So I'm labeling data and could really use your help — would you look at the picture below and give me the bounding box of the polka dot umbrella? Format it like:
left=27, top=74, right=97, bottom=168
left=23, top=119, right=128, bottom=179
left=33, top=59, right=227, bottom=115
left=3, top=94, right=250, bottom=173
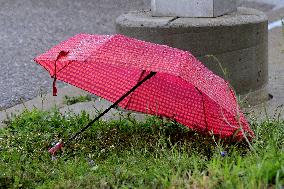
left=35, top=34, right=254, bottom=155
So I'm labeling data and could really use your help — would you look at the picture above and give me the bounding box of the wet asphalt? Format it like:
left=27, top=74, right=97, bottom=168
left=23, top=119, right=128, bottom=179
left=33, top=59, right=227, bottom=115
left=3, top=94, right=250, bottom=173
left=0, top=0, right=149, bottom=109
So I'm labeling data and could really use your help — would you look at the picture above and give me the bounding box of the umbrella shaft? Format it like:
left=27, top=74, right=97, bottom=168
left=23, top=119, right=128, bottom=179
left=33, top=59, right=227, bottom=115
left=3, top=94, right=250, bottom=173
left=66, top=71, right=157, bottom=144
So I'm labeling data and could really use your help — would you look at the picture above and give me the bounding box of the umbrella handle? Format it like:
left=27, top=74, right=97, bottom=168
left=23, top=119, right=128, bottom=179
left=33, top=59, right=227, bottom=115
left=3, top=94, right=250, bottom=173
left=48, top=141, right=64, bottom=155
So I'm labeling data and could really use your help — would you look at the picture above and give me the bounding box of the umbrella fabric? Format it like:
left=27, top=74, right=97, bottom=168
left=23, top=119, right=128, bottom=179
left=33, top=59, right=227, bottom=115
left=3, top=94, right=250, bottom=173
left=35, top=34, right=253, bottom=139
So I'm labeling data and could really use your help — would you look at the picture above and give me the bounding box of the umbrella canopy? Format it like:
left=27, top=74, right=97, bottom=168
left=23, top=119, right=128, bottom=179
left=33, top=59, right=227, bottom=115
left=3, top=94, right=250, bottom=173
left=35, top=34, right=253, bottom=139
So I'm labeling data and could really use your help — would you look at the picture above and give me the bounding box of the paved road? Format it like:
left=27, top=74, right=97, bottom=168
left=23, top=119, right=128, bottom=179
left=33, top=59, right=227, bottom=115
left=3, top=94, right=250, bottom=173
left=0, top=0, right=149, bottom=110
left=241, top=0, right=284, bottom=9
left=0, top=0, right=282, bottom=110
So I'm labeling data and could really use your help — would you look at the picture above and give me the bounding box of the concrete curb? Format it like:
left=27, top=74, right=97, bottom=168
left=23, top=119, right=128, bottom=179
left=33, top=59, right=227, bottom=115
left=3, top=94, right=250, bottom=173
left=0, top=86, right=87, bottom=128
left=0, top=86, right=146, bottom=128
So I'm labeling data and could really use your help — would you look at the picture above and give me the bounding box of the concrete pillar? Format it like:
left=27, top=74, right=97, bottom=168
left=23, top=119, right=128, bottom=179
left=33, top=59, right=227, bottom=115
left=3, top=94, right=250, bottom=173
left=151, top=0, right=237, bottom=18
left=116, top=7, right=268, bottom=105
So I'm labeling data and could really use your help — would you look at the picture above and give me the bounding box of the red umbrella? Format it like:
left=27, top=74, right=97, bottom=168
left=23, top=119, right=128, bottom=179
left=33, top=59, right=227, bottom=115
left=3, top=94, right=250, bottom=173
left=35, top=34, right=253, bottom=154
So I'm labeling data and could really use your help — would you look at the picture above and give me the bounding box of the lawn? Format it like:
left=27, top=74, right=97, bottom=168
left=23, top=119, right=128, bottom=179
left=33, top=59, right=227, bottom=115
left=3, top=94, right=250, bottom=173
left=0, top=109, right=283, bottom=188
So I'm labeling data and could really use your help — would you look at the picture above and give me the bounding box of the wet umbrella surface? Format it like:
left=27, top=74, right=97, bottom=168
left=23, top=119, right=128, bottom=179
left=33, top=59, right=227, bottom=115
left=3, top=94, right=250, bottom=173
left=35, top=34, right=254, bottom=154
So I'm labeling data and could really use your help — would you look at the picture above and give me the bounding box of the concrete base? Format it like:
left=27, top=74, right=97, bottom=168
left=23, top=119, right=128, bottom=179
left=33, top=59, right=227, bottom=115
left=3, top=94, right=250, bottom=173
left=116, top=7, right=269, bottom=105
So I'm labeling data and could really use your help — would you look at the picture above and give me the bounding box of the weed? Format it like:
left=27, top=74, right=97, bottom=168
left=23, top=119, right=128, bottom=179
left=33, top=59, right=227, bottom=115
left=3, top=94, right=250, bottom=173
left=63, top=95, right=93, bottom=105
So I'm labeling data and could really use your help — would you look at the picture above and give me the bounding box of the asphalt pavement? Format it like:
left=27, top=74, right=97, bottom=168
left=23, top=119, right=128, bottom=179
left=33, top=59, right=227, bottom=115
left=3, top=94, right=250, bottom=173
left=0, top=0, right=282, bottom=110
left=0, top=0, right=149, bottom=110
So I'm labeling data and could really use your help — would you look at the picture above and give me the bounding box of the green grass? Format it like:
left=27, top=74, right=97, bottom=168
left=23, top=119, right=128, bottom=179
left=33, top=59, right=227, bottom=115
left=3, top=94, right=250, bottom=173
left=0, top=109, right=283, bottom=188
left=63, top=95, right=93, bottom=105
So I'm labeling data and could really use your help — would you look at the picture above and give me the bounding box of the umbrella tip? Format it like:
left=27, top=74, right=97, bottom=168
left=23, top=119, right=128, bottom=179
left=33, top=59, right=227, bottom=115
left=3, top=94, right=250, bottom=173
left=52, top=79, right=57, bottom=96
